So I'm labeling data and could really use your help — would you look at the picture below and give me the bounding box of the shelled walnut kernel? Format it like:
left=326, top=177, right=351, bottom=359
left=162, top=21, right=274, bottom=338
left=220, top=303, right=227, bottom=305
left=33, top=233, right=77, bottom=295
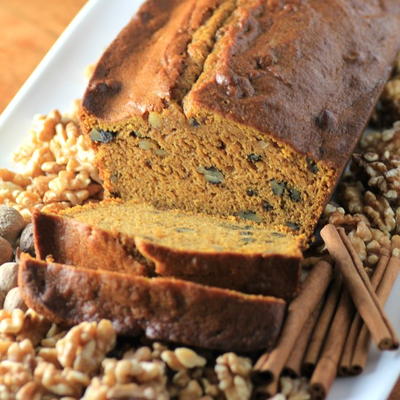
left=0, top=105, right=102, bottom=221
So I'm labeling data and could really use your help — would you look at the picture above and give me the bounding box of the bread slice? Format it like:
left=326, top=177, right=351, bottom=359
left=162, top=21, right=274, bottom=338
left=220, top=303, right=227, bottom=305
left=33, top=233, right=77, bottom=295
left=80, top=0, right=400, bottom=239
left=19, top=255, right=286, bottom=352
left=33, top=200, right=302, bottom=300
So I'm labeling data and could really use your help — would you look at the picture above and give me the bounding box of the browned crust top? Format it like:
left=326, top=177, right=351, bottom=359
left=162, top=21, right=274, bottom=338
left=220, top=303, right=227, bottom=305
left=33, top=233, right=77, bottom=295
left=83, top=0, right=224, bottom=116
left=83, top=0, right=400, bottom=168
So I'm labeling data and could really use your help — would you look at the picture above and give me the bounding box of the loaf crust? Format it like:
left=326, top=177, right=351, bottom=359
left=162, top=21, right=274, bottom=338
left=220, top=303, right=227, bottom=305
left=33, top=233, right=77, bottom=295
left=33, top=204, right=301, bottom=300
left=83, top=0, right=400, bottom=169
left=19, top=255, right=286, bottom=352
left=136, top=239, right=300, bottom=300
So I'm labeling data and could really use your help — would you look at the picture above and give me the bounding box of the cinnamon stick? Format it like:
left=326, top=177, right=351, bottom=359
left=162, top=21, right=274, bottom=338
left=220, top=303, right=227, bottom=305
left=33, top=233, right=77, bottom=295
left=302, top=272, right=342, bottom=377
left=339, top=253, right=390, bottom=376
left=310, top=289, right=355, bottom=400
left=253, top=260, right=332, bottom=397
left=350, top=256, right=400, bottom=373
left=320, top=224, right=398, bottom=350
left=282, top=305, right=321, bottom=378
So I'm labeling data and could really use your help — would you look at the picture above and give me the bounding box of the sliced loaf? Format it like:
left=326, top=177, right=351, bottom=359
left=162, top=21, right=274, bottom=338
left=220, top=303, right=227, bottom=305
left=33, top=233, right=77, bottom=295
left=33, top=200, right=303, bottom=300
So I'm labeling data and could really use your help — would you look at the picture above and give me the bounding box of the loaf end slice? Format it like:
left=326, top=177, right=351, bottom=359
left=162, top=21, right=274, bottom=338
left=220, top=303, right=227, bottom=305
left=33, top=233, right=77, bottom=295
left=33, top=208, right=153, bottom=276
left=19, top=254, right=286, bottom=352
left=33, top=200, right=302, bottom=299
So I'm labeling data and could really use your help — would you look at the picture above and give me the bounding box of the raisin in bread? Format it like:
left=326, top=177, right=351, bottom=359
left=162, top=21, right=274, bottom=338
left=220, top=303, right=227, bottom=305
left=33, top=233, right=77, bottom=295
left=80, top=0, right=400, bottom=239
left=19, top=255, right=286, bottom=352
left=32, top=200, right=302, bottom=300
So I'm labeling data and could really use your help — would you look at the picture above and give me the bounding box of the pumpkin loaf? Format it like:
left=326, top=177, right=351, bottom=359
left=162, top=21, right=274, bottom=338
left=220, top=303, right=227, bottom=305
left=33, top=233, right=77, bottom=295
left=32, top=200, right=302, bottom=300
left=80, top=0, right=400, bottom=238
left=19, top=255, right=286, bottom=352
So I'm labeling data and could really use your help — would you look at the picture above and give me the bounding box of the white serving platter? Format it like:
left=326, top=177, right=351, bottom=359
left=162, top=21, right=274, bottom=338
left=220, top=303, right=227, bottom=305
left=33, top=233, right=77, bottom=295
left=0, top=1, right=399, bottom=398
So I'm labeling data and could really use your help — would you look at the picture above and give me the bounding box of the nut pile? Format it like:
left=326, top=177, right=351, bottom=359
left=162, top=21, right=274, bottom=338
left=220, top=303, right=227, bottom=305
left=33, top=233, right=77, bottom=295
left=0, top=102, right=102, bottom=221
left=0, top=313, right=256, bottom=400
left=321, top=122, right=400, bottom=269
left=354, top=123, right=400, bottom=206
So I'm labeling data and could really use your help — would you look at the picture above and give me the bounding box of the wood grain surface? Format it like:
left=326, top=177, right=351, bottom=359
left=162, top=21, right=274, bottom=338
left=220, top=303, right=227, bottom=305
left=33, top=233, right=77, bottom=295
left=0, top=1, right=398, bottom=398
left=0, top=0, right=86, bottom=112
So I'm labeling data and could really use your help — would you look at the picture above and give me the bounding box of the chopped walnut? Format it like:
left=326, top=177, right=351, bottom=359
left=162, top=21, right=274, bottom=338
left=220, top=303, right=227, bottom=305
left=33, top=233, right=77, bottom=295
left=34, top=360, right=90, bottom=397
left=340, top=186, right=397, bottom=233
left=0, top=106, right=102, bottom=220
left=82, top=355, right=169, bottom=400
left=355, top=220, right=373, bottom=242
left=348, top=230, right=367, bottom=262
left=353, top=152, right=400, bottom=203
left=161, top=350, right=186, bottom=371
left=323, top=203, right=345, bottom=218
left=215, top=353, right=252, bottom=400
left=161, top=347, right=206, bottom=371
left=327, top=211, right=362, bottom=231
left=371, top=229, right=391, bottom=250
left=116, top=359, right=165, bottom=383
left=56, top=320, right=116, bottom=374
left=362, top=120, right=400, bottom=151
left=17, top=381, right=48, bottom=400
left=341, top=182, right=364, bottom=214
left=37, top=347, right=60, bottom=367
left=0, top=360, right=33, bottom=396
left=175, top=348, right=207, bottom=369
left=15, top=381, right=44, bottom=400
left=321, top=133, right=399, bottom=266
left=81, top=377, right=108, bottom=400
left=6, top=339, right=35, bottom=371
left=0, top=309, right=25, bottom=335
left=169, top=359, right=220, bottom=399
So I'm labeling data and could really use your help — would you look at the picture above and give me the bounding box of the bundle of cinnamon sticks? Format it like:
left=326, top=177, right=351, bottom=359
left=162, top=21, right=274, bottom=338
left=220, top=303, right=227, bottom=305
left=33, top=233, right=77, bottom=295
left=253, top=224, right=400, bottom=400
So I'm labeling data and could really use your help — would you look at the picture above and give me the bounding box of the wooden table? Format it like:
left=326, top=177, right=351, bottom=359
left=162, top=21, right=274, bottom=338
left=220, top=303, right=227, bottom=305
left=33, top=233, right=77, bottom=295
left=0, top=0, right=86, bottom=111
left=0, top=1, right=399, bottom=398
